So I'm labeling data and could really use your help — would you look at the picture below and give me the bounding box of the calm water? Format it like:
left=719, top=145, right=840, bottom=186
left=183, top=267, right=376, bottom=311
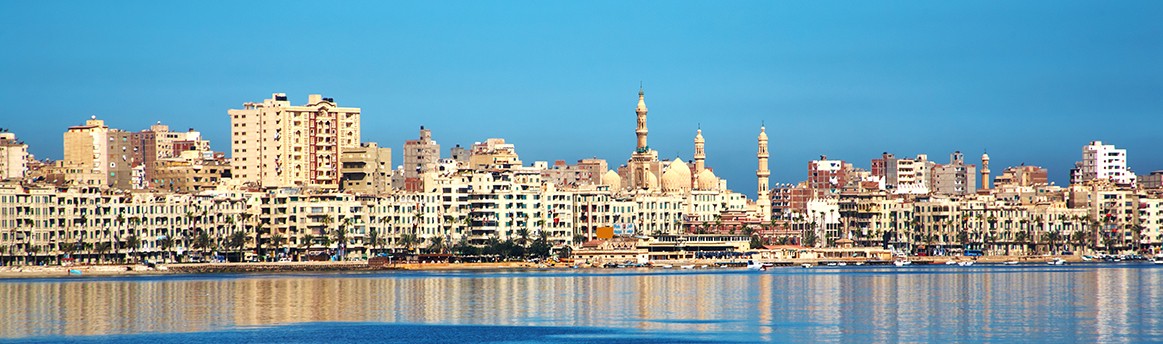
left=2, top=264, right=1162, bottom=343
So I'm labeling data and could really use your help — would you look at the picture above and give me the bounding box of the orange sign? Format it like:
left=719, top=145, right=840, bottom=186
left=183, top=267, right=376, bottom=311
left=596, top=226, right=614, bottom=239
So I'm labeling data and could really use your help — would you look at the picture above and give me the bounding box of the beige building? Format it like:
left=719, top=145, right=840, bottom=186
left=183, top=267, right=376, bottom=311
left=229, top=93, right=361, bottom=189
left=153, top=151, right=232, bottom=194
left=401, top=126, right=440, bottom=182
left=63, top=116, right=109, bottom=188
left=931, top=151, right=977, bottom=196
left=0, top=132, right=28, bottom=181
left=340, top=142, right=392, bottom=195
left=467, top=138, right=522, bottom=170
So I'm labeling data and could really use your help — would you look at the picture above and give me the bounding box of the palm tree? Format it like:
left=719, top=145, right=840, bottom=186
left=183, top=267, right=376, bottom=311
left=429, top=236, right=446, bottom=254
left=333, top=217, right=350, bottom=261
left=367, top=228, right=381, bottom=256
left=270, top=233, right=285, bottom=256
left=158, top=236, right=174, bottom=263
left=194, top=231, right=212, bottom=260
left=228, top=231, right=247, bottom=261
left=124, top=234, right=140, bottom=263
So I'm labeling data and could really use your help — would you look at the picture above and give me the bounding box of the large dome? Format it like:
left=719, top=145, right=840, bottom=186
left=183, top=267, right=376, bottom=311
left=601, top=170, right=622, bottom=190
left=661, top=158, right=692, bottom=193
left=696, top=169, right=719, bottom=190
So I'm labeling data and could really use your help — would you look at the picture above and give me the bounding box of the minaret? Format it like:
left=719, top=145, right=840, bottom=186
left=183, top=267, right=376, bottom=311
left=981, top=152, right=991, bottom=191
left=756, top=126, right=771, bottom=221
left=635, top=87, right=649, bottom=152
left=693, top=128, right=705, bottom=173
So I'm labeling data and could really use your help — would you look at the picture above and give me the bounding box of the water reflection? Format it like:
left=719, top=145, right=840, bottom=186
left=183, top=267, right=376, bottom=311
left=2, top=266, right=1162, bottom=342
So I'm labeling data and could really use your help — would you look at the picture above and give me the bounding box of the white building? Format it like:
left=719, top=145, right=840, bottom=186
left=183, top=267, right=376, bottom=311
left=1071, top=141, right=1135, bottom=186
left=0, top=132, right=27, bottom=181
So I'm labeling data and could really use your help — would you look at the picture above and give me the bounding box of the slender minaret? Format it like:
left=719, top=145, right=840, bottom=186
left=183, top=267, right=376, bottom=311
left=981, top=151, right=991, bottom=191
left=756, top=126, right=771, bottom=221
left=635, top=86, right=649, bottom=151
left=693, top=127, right=706, bottom=173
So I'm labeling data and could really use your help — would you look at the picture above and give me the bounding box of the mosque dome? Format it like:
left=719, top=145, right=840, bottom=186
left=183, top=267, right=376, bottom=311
left=758, top=126, right=768, bottom=141
left=696, top=169, right=719, bottom=191
left=661, top=158, right=692, bottom=193
left=644, top=171, right=659, bottom=190
left=601, top=170, right=622, bottom=190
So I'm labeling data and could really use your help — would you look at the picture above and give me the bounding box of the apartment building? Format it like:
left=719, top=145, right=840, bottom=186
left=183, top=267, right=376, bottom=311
left=229, top=93, right=361, bottom=189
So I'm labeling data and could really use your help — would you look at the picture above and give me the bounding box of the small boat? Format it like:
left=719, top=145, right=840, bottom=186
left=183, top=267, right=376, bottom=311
left=680, top=264, right=695, bottom=270
left=893, top=260, right=911, bottom=267
left=746, top=260, right=767, bottom=271
left=1003, top=261, right=1019, bottom=265
left=826, top=262, right=838, bottom=266
left=801, top=263, right=813, bottom=269
left=1153, top=259, right=1163, bottom=265
left=68, top=269, right=82, bottom=275
left=660, top=264, right=673, bottom=269
left=945, top=260, right=958, bottom=265
left=837, top=262, right=847, bottom=266
left=1047, top=258, right=1066, bottom=265
left=1081, top=255, right=1094, bottom=262
left=958, top=261, right=974, bottom=267
left=855, top=262, right=865, bottom=266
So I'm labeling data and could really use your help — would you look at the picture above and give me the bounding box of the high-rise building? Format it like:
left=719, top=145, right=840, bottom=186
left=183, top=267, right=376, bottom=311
left=807, top=156, right=847, bottom=198
left=1070, top=140, right=1135, bottom=186
left=876, top=153, right=933, bottom=193
left=0, top=132, right=28, bottom=181
left=931, top=151, right=977, bottom=196
left=63, top=116, right=110, bottom=187
left=229, top=93, right=361, bottom=189
left=340, top=142, right=392, bottom=195
left=403, top=126, right=440, bottom=178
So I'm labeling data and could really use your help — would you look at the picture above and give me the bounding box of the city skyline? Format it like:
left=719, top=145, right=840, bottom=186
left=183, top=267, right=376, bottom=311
left=3, top=1, right=1162, bottom=196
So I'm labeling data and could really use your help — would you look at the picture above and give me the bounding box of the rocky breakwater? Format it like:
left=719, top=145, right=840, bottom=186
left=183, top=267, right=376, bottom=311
left=168, top=261, right=390, bottom=274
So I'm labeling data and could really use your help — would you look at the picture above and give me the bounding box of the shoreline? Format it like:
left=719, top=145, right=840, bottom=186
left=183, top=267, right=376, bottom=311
left=0, top=256, right=1149, bottom=279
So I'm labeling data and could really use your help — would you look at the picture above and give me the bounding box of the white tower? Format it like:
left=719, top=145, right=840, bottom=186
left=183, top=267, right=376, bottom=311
left=756, top=126, right=771, bottom=221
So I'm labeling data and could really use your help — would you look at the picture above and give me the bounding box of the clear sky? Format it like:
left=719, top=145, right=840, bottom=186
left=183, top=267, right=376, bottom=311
left=2, top=1, right=1161, bottom=197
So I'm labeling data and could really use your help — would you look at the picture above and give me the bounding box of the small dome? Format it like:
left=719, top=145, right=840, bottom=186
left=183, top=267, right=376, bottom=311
left=661, top=158, right=692, bottom=193
left=758, top=126, right=768, bottom=141
left=601, top=170, right=622, bottom=190
left=696, top=169, right=719, bottom=190
left=981, top=152, right=990, bottom=161
left=694, top=129, right=704, bottom=143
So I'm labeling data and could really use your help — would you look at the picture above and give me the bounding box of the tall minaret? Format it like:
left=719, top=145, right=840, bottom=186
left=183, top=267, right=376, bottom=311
left=635, top=86, right=649, bottom=151
left=756, top=126, right=771, bottom=221
left=693, top=127, right=706, bottom=173
left=981, top=151, right=991, bottom=191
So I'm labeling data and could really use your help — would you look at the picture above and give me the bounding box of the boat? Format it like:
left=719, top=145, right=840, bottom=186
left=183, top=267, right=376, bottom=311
left=826, top=262, right=837, bottom=266
left=746, top=260, right=768, bottom=271
left=837, top=262, right=847, bottom=266
left=1153, top=259, right=1163, bottom=265
left=68, top=269, right=82, bottom=275
left=1081, top=255, right=1094, bottom=262
left=660, top=264, right=674, bottom=269
left=945, top=260, right=958, bottom=265
left=893, top=260, right=911, bottom=267
left=958, top=261, right=974, bottom=267
left=801, top=263, right=813, bottom=269
left=1003, top=261, right=1019, bottom=265
left=1047, top=258, right=1066, bottom=265
left=680, top=264, right=695, bottom=270
left=855, top=262, right=865, bottom=266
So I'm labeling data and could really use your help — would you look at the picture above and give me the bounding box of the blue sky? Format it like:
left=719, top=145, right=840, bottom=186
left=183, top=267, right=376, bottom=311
left=1, top=1, right=1161, bottom=197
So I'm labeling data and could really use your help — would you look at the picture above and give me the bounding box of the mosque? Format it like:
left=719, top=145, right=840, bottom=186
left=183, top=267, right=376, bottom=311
left=602, top=87, right=772, bottom=222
